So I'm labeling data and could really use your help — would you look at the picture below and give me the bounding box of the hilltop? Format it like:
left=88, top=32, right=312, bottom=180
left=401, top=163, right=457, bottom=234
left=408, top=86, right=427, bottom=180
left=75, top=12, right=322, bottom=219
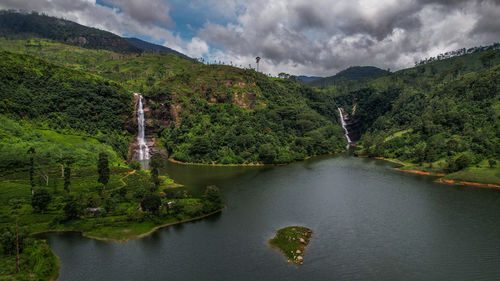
left=310, top=66, right=389, bottom=88
left=0, top=11, right=189, bottom=58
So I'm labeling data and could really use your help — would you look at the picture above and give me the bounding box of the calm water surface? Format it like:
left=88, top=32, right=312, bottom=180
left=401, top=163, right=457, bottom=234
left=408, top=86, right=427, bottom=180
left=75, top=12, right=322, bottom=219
left=43, top=155, right=500, bottom=280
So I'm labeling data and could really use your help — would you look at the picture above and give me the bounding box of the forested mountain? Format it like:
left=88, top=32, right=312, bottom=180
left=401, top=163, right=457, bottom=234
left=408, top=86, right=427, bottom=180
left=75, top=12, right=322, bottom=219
left=310, top=66, right=389, bottom=88
left=148, top=69, right=344, bottom=164
left=332, top=48, right=500, bottom=183
left=0, top=11, right=189, bottom=58
left=296, top=75, right=323, bottom=83
left=0, top=12, right=346, bottom=166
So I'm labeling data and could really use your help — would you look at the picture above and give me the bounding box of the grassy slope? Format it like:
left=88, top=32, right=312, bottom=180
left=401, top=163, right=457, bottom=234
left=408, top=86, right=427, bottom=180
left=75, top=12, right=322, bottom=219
left=0, top=164, right=204, bottom=240
left=0, top=115, right=124, bottom=173
left=0, top=38, right=347, bottom=164
left=0, top=38, right=196, bottom=92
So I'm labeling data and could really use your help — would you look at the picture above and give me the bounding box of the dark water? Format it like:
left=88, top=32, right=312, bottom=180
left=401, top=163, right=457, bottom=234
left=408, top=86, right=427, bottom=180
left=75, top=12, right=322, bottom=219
left=43, top=155, right=500, bottom=281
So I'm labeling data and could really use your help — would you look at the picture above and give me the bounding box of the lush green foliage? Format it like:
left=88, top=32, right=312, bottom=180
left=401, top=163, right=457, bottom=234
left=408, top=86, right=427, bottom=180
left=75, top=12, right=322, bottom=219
left=0, top=163, right=221, bottom=241
left=331, top=50, right=500, bottom=177
left=149, top=153, right=163, bottom=187
left=155, top=71, right=345, bottom=164
left=141, top=194, right=161, bottom=213
left=0, top=115, right=122, bottom=172
left=0, top=235, right=59, bottom=280
left=97, top=152, right=110, bottom=187
left=202, top=185, right=224, bottom=213
left=31, top=189, right=52, bottom=213
left=0, top=51, right=132, bottom=135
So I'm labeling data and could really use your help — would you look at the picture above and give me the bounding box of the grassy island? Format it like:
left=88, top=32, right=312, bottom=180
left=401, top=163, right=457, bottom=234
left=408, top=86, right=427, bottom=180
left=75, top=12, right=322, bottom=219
left=269, top=226, right=313, bottom=264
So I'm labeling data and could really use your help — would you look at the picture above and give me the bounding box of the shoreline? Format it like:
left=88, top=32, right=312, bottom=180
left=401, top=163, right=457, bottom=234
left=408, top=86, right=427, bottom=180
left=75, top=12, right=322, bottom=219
left=395, top=168, right=445, bottom=177
left=437, top=178, right=500, bottom=189
left=167, top=151, right=343, bottom=167
left=168, top=158, right=266, bottom=167
left=362, top=155, right=500, bottom=189
left=32, top=207, right=224, bottom=242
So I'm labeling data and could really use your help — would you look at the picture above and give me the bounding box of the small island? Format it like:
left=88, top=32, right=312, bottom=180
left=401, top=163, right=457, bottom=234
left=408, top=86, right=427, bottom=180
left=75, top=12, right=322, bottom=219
left=269, top=226, right=313, bottom=264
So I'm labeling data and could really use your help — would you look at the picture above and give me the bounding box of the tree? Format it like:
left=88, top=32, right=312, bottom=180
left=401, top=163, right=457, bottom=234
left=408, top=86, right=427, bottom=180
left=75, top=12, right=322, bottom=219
left=0, top=226, right=20, bottom=255
left=128, top=160, right=141, bottom=171
left=480, top=50, right=496, bottom=68
left=141, top=194, right=161, bottom=214
left=202, top=185, right=223, bottom=212
left=149, top=153, right=163, bottom=189
left=27, top=147, right=35, bottom=197
left=489, top=159, right=497, bottom=168
left=64, top=166, right=71, bottom=192
left=255, top=56, right=261, bottom=72
left=97, top=152, right=110, bottom=189
left=204, top=185, right=222, bottom=205
left=259, top=143, right=276, bottom=163
left=31, top=189, right=51, bottom=213
left=63, top=197, right=81, bottom=220
left=454, top=154, right=470, bottom=171
left=451, top=60, right=464, bottom=79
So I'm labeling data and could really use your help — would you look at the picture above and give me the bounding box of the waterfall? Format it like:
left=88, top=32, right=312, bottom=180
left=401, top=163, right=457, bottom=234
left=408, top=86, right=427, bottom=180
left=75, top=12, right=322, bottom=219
left=135, top=93, right=150, bottom=160
left=338, top=107, right=351, bottom=149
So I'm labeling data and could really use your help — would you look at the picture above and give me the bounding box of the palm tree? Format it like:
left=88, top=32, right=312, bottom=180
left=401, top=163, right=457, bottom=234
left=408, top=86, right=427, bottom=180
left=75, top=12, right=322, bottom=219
left=255, top=56, right=261, bottom=72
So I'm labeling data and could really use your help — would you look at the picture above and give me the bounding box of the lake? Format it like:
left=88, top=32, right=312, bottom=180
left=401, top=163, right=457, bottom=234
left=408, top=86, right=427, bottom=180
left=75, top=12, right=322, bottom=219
left=42, top=154, right=500, bottom=280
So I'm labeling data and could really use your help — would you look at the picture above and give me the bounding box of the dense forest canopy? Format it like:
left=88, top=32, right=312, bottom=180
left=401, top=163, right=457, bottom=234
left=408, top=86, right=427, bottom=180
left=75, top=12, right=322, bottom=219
left=0, top=10, right=498, bottom=173
left=330, top=49, right=500, bottom=176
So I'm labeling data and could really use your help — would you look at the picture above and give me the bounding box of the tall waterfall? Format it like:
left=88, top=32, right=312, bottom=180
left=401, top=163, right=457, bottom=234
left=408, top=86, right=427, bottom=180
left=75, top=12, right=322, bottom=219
left=135, top=93, right=150, bottom=160
left=338, top=107, right=352, bottom=149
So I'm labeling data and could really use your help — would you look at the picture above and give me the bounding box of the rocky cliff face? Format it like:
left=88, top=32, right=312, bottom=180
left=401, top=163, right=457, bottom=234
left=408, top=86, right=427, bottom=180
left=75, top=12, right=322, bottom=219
left=344, top=117, right=361, bottom=143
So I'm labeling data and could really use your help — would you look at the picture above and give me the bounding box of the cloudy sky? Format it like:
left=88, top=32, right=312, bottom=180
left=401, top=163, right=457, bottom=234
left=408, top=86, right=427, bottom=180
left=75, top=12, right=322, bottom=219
left=1, top=0, right=500, bottom=76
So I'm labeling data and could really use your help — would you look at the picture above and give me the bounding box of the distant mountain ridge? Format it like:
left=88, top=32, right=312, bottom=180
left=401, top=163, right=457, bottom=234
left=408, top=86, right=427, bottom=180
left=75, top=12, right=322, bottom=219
left=0, top=10, right=189, bottom=58
left=296, top=75, right=323, bottom=83
left=310, top=66, right=389, bottom=87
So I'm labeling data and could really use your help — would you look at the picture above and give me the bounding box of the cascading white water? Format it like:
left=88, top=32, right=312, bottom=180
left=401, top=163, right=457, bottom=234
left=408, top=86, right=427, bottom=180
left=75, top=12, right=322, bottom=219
left=338, top=107, right=351, bottom=149
left=135, top=93, right=150, bottom=160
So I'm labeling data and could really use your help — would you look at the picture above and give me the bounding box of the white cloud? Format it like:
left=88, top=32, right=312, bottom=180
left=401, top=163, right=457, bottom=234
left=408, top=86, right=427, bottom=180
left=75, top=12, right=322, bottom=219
left=1, top=0, right=500, bottom=76
left=185, top=37, right=210, bottom=58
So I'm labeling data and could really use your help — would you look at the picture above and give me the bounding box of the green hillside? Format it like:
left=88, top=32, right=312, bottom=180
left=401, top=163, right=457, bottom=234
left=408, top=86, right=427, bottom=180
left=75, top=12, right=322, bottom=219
left=153, top=71, right=345, bottom=164
left=0, top=37, right=346, bottom=165
left=0, top=51, right=133, bottom=162
left=333, top=49, right=500, bottom=183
